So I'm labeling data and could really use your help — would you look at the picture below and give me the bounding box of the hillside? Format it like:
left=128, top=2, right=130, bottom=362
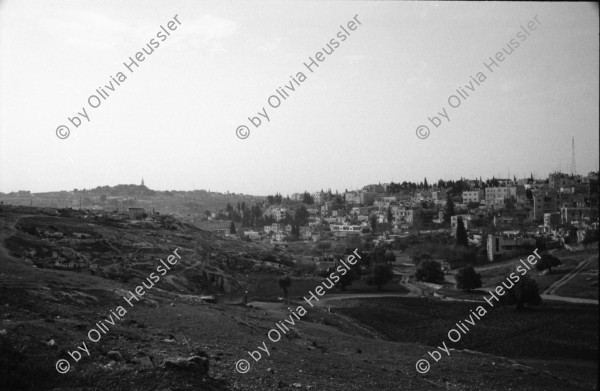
left=0, top=206, right=597, bottom=390
left=0, top=184, right=264, bottom=218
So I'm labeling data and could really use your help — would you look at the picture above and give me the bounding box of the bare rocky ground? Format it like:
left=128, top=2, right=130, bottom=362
left=2, top=256, right=597, bottom=391
left=1, top=208, right=597, bottom=390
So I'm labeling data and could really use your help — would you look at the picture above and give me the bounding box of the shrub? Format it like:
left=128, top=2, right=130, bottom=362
left=536, top=254, right=561, bottom=273
left=500, top=275, right=542, bottom=310
left=337, top=269, right=356, bottom=291
left=415, top=260, right=445, bottom=284
left=447, top=246, right=478, bottom=269
left=455, top=266, right=482, bottom=291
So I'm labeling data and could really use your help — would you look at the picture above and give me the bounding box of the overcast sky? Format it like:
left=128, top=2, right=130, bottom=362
left=0, top=1, right=598, bottom=196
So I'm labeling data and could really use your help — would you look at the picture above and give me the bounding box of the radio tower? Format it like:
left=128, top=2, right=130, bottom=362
left=571, top=137, right=576, bottom=176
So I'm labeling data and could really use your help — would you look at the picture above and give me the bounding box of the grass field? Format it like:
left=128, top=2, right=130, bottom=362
left=332, top=297, right=598, bottom=361
left=553, top=255, right=599, bottom=300
left=246, top=275, right=409, bottom=302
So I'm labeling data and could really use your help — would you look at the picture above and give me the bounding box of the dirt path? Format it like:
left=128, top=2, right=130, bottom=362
left=318, top=292, right=422, bottom=303
left=540, top=294, right=598, bottom=305
left=543, top=254, right=595, bottom=295
left=399, top=275, right=426, bottom=296
left=473, top=252, right=547, bottom=273
left=539, top=253, right=599, bottom=305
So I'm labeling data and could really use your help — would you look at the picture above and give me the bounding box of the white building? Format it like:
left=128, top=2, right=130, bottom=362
left=484, top=187, right=517, bottom=207
left=244, top=230, right=261, bottom=240
left=462, top=189, right=483, bottom=204
left=393, top=208, right=418, bottom=226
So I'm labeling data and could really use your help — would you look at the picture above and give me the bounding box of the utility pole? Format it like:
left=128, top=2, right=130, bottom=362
left=571, top=137, right=576, bottom=176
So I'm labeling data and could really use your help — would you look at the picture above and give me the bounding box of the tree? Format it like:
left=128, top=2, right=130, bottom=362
left=444, top=194, right=455, bottom=223
left=415, top=260, right=445, bottom=283
left=370, top=215, right=377, bottom=232
left=367, top=265, right=394, bottom=290
left=455, top=266, right=482, bottom=291
left=412, top=252, right=431, bottom=267
left=500, top=275, right=541, bottom=310
left=291, top=224, right=300, bottom=236
left=229, top=221, right=236, bottom=234
left=278, top=276, right=291, bottom=299
left=294, top=206, right=309, bottom=226
left=302, top=192, right=314, bottom=205
left=369, top=245, right=395, bottom=264
left=447, top=245, right=477, bottom=268
left=525, top=189, right=533, bottom=201
left=337, top=270, right=356, bottom=291
left=535, top=254, right=561, bottom=273
left=387, top=207, right=393, bottom=223
left=467, top=201, right=480, bottom=210
left=455, top=217, right=469, bottom=247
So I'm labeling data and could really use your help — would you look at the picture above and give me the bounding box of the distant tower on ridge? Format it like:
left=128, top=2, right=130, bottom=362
left=571, top=137, right=576, bottom=176
left=141, top=178, right=145, bottom=187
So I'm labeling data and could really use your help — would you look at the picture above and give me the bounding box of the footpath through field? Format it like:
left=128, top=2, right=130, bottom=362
left=540, top=253, right=598, bottom=305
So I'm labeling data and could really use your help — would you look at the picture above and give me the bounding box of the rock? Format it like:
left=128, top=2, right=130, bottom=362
left=133, top=356, right=153, bottom=369
left=161, top=356, right=209, bottom=376
left=47, top=339, right=56, bottom=346
left=292, top=383, right=302, bottom=388
left=107, top=351, right=122, bottom=361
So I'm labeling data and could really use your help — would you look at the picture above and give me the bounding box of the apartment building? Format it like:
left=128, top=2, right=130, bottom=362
left=484, top=187, right=517, bottom=206
left=462, top=189, right=483, bottom=204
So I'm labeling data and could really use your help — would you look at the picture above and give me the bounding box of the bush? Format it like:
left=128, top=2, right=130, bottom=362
left=412, top=252, right=431, bottom=267
left=500, top=275, right=542, bottom=310
left=536, top=254, right=561, bottom=273
left=455, top=266, right=482, bottom=291
left=415, top=260, right=445, bottom=284
left=447, top=246, right=478, bottom=269
left=337, top=269, right=356, bottom=291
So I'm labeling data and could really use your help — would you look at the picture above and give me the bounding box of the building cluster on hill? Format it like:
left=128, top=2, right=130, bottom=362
left=211, top=172, right=599, bottom=261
